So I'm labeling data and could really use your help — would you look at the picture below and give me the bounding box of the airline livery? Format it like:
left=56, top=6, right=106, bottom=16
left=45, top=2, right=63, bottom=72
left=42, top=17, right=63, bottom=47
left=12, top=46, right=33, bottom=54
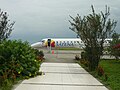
left=31, top=38, right=112, bottom=49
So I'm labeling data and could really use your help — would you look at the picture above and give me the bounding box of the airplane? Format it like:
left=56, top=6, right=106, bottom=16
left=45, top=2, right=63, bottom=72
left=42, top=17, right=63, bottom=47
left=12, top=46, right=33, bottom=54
left=31, top=38, right=112, bottom=49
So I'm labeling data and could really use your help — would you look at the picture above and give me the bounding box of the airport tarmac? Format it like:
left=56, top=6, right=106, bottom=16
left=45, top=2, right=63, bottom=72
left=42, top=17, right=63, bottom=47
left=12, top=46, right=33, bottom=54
left=43, top=49, right=115, bottom=62
left=14, top=49, right=109, bottom=90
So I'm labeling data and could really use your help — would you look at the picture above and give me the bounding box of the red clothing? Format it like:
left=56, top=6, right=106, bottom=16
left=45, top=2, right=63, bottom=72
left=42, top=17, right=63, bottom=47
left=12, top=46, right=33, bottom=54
left=113, top=43, right=120, bottom=49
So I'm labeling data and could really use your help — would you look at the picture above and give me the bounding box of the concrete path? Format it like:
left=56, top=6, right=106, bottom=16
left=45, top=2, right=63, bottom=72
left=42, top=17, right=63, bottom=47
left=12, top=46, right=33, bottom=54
left=14, top=62, right=108, bottom=90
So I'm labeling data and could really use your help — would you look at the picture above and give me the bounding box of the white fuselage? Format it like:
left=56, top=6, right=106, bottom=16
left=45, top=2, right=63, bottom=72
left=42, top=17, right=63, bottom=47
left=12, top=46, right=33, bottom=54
left=42, top=38, right=84, bottom=48
left=31, top=38, right=112, bottom=49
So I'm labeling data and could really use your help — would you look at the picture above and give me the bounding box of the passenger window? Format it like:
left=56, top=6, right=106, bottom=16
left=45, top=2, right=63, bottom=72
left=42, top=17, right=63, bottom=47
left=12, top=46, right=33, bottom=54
left=77, top=41, right=79, bottom=43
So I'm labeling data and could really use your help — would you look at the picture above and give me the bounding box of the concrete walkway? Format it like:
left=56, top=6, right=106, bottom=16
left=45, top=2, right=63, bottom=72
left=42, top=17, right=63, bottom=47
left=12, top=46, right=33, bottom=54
left=14, top=62, right=108, bottom=90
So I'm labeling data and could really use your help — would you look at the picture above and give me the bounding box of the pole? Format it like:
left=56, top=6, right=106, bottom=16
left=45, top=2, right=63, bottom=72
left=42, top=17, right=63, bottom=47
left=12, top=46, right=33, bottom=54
left=48, top=39, right=51, bottom=53
left=50, top=44, right=51, bottom=53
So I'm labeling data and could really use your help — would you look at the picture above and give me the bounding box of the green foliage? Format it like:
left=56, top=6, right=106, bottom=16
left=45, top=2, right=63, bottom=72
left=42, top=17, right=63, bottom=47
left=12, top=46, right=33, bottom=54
left=97, top=65, right=105, bottom=77
left=99, top=60, right=120, bottom=90
left=79, top=59, right=120, bottom=90
left=81, top=52, right=85, bottom=59
left=35, top=49, right=44, bottom=61
left=0, top=40, right=41, bottom=88
left=108, top=33, right=120, bottom=60
left=75, top=54, right=80, bottom=60
left=80, top=59, right=89, bottom=67
left=0, top=9, right=15, bottom=42
left=0, top=79, right=13, bottom=90
left=69, top=5, right=117, bottom=71
left=35, top=50, right=44, bottom=57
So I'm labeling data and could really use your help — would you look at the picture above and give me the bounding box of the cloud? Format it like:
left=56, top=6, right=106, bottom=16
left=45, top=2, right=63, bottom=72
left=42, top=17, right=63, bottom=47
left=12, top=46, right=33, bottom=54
left=0, top=0, right=120, bottom=43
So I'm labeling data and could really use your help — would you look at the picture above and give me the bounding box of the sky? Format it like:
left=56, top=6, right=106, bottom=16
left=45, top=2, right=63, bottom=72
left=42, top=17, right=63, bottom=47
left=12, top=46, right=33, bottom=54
left=0, top=0, right=120, bottom=44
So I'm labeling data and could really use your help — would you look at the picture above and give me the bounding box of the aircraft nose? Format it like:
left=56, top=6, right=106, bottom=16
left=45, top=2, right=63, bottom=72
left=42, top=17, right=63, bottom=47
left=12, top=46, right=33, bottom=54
left=31, top=42, right=43, bottom=48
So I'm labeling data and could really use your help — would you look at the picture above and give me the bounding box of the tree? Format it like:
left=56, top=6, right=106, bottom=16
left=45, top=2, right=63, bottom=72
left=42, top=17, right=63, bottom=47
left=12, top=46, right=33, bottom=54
left=69, top=5, right=117, bottom=71
left=0, top=9, right=15, bottom=42
left=108, top=33, right=120, bottom=60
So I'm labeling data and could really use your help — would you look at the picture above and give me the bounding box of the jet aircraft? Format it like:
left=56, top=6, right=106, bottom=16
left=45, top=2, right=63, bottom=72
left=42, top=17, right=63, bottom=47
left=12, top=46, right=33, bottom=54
left=31, top=38, right=112, bottom=49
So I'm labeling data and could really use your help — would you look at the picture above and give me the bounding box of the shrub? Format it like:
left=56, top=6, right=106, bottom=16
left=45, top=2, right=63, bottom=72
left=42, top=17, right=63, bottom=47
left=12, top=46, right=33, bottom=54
left=69, top=5, right=117, bottom=71
left=35, top=50, right=44, bottom=61
left=75, top=54, right=80, bottom=60
left=0, top=40, right=41, bottom=87
left=97, top=65, right=104, bottom=76
left=81, top=52, right=87, bottom=60
left=80, top=59, right=89, bottom=67
left=107, top=33, right=120, bottom=60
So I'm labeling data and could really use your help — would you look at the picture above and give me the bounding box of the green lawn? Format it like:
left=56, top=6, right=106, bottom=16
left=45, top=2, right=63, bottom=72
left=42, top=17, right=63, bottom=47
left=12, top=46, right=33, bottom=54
left=99, top=60, right=120, bottom=90
left=77, top=59, right=120, bottom=90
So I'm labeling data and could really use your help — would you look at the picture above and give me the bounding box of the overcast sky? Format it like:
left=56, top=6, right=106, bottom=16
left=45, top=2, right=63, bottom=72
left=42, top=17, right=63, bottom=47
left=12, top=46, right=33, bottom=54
left=0, top=0, right=120, bottom=43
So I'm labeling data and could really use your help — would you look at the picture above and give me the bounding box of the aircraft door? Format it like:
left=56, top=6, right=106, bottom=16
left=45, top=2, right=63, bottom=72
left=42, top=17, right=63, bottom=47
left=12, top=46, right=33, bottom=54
left=48, top=39, right=51, bottom=47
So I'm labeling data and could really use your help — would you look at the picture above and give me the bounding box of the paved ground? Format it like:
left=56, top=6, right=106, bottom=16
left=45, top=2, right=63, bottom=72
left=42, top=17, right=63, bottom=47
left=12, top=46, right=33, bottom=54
left=43, top=49, right=115, bottom=60
left=14, top=49, right=109, bottom=90
left=44, top=53, right=76, bottom=63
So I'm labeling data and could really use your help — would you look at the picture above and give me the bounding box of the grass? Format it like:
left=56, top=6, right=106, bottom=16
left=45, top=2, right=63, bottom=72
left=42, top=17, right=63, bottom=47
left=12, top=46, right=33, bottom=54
left=77, top=59, right=120, bottom=90
left=0, top=78, right=22, bottom=90
left=99, top=60, right=120, bottom=90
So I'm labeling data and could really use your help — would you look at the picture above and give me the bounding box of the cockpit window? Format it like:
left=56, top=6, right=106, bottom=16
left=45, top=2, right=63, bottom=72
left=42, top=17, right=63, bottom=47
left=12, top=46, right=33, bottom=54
left=41, top=40, right=45, bottom=43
